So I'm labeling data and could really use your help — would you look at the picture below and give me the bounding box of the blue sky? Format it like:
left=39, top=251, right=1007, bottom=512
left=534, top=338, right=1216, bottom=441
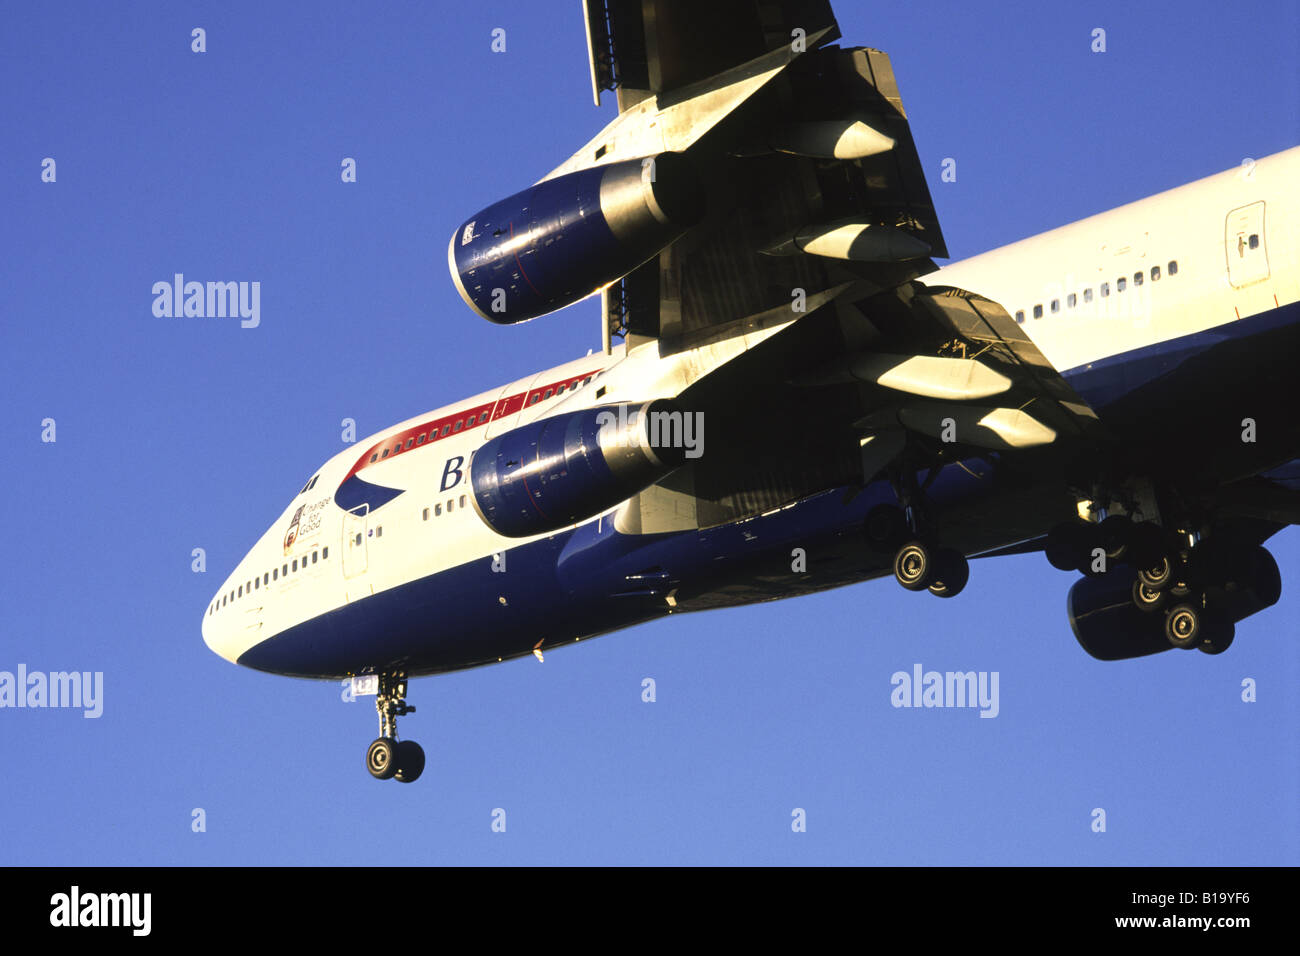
left=1, top=1, right=1296, bottom=865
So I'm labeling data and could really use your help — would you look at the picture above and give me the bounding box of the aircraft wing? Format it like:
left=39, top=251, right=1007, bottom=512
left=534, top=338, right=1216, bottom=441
left=583, top=0, right=840, bottom=111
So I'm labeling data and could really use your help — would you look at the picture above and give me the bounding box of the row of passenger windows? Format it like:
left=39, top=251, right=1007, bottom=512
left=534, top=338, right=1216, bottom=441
left=423, top=495, right=469, bottom=520
left=209, top=546, right=330, bottom=616
left=369, top=415, right=483, bottom=463
left=526, top=375, right=594, bottom=407
left=1015, top=260, right=1179, bottom=323
left=365, top=374, right=597, bottom=464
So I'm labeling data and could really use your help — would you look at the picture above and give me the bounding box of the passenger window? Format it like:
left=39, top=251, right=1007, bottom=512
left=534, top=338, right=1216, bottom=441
left=1117, top=277, right=1126, bottom=292
left=453, top=420, right=463, bottom=432
left=467, top=414, right=477, bottom=426
left=1151, top=266, right=1161, bottom=281
left=527, top=394, right=540, bottom=406
left=282, top=564, right=288, bottom=576
left=1032, top=304, right=1043, bottom=319
left=312, top=551, right=317, bottom=564
left=238, top=585, right=243, bottom=597
left=543, top=389, right=553, bottom=400
left=460, top=495, right=467, bottom=508
left=322, top=547, right=329, bottom=559
left=393, top=444, right=401, bottom=454
left=221, top=595, right=226, bottom=606
left=423, top=507, right=429, bottom=520
left=1050, top=299, right=1059, bottom=314
left=1134, top=271, right=1143, bottom=286
left=584, top=376, right=593, bottom=385
left=272, top=568, right=278, bottom=581
left=1084, top=288, right=1093, bottom=303
left=376, top=527, right=383, bottom=538
left=435, top=503, right=442, bottom=516
left=293, top=559, right=298, bottom=572
left=355, top=533, right=362, bottom=546
left=1168, top=260, right=1178, bottom=275
left=263, top=573, right=269, bottom=585
left=557, top=384, right=566, bottom=394
left=1067, top=293, right=1076, bottom=308
left=369, top=453, right=378, bottom=463
left=440, top=425, right=450, bottom=436
left=417, top=434, right=426, bottom=445
left=1248, top=234, right=1259, bottom=250
left=254, top=578, right=259, bottom=590
left=405, top=438, right=414, bottom=449
left=1015, top=310, right=1024, bottom=323
left=448, top=498, right=455, bottom=512
left=1101, top=282, right=1109, bottom=297
left=381, top=448, right=389, bottom=459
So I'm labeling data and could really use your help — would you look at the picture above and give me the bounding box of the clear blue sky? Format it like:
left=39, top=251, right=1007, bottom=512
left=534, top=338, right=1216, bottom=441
left=1, top=1, right=1296, bottom=865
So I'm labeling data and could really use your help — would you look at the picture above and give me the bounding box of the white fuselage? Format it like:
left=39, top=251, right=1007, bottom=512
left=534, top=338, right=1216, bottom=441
left=203, top=147, right=1300, bottom=671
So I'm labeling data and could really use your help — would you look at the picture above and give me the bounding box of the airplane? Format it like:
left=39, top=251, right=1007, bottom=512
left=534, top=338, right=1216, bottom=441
left=202, top=0, right=1299, bottom=783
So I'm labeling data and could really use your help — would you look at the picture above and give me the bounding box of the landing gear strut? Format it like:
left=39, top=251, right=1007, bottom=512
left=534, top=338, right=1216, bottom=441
left=366, top=674, right=424, bottom=783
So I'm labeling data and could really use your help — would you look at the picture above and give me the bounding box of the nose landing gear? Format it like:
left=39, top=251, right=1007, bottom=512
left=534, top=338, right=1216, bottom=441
left=366, top=674, right=424, bottom=783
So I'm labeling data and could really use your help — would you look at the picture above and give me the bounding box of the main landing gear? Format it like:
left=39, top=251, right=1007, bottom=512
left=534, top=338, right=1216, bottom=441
left=1045, top=512, right=1271, bottom=655
left=366, top=674, right=424, bottom=783
left=865, top=501, right=969, bottom=599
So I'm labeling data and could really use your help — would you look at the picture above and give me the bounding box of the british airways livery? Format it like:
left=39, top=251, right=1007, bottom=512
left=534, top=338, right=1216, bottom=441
left=203, top=0, right=1299, bottom=782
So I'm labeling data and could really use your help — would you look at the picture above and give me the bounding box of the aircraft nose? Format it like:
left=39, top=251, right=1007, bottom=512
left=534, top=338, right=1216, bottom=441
left=201, top=601, right=241, bottom=665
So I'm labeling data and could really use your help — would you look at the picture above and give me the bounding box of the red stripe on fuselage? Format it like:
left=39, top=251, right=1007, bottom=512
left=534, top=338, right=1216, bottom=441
left=339, top=368, right=603, bottom=485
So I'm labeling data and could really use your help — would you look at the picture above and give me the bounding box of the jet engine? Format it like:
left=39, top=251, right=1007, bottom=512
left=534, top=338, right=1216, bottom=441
left=448, top=153, right=703, bottom=323
left=469, top=401, right=687, bottom=537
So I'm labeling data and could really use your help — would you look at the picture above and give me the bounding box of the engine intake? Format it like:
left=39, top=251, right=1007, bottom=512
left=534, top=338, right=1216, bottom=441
left=448, top=153, right=703, bottom=323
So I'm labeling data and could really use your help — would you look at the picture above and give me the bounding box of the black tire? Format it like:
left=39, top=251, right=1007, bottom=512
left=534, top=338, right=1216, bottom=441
left=1127, top=521, right=1166, bottom=568
left=928, top=549, right=969, bottom=599
left=1045, top=521, right=1086, bottom=571
left=1099, top=515, right=1132, bottom=561
left=865, top=504, right=908, bottom=552
left=1138, top=556, right=1173, bottom=591
left=1198, top=613, right=1236, bottom=655
left=1132, top=578, right=1166, bottom=613
left=366, top=737, right=399, bottom=780
left=1078, top=522, right=1109, bottom=577
left=1164, top=604, right=1201, bottom=649
left=394, top=740, right=426, bottom=783
left=894, top=540, right=934, bottom=591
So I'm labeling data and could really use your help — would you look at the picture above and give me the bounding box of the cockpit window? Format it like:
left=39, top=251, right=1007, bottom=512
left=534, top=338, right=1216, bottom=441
left=299, top=474, right=319, bottom=494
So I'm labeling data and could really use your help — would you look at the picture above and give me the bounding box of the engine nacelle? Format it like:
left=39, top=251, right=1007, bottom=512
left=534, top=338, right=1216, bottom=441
left=448, top=153, right=703, bottom=323
left=1067, top=573, right=1173, bottom=661
left=469, top=401, right=687, bottom=537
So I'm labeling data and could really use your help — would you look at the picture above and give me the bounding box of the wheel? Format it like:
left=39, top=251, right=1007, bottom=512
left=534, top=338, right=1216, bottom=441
left=366, top=737, right=399, bottom=780
left=1138, top=556, right=1173, bottom=590
left=893, top=540, right=934, bottom=591
left=1132, top=578, right=1166, bottom=613
left=394, top=740, right=425, bottom=783
left=928, top=549, right=969, bottom=598
left=1198, top=614, right=1235, bottom=655
left=1126, top=521, right=1166, bottom=568
left=1045, top=521, right=1086, bottom=571
left=864, top=504, right=908, bottom=552
left=1078, top=522, right=1109, bottom=577
left=1099, top=515, right=1132, bottom=561
left=1164, top=604, right=1201, bottom=648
